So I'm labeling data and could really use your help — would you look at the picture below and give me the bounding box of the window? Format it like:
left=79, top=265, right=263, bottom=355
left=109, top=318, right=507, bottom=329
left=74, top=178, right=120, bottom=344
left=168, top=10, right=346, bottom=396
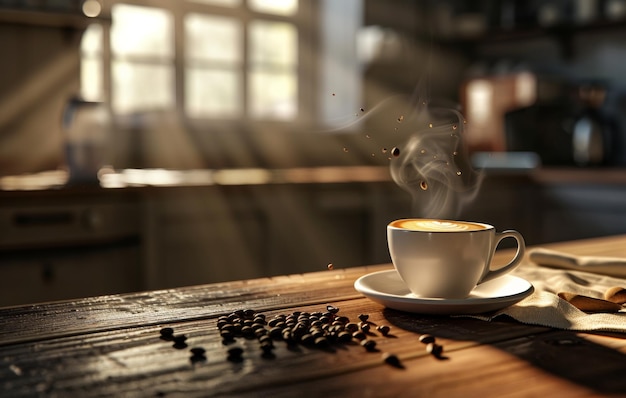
left=81, top=0, right=302, bottom=122
left=110, top=4, right=175, bottom=114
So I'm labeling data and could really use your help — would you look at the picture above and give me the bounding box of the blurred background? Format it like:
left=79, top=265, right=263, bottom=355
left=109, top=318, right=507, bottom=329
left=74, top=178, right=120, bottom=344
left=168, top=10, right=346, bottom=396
left=1, top=0, right=626, bottom=306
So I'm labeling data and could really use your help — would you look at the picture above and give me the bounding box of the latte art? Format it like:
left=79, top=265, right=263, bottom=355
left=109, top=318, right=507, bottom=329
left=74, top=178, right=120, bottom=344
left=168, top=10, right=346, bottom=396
left=391, top=219, right=488, bottom=232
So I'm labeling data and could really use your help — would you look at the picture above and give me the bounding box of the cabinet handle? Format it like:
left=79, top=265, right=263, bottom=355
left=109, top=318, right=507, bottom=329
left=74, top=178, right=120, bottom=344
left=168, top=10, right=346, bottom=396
left=13, top=212, right=74, bottom=227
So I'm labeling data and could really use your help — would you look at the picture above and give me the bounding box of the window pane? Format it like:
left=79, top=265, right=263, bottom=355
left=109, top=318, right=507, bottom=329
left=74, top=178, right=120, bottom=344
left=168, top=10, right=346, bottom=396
left=248, top=0, right=297, bottom=15
left=249, top=70, right=296, bottom=119
left=111, top=4, right=173, bottom=58
left=188, top=0, right=241, bottom=6
left=81, top=58, right=103, bottom=102
left=81, top=23, right=102, bottom=56
left=185, top=14, right=241, bottom=63
left=112, top=62, right=174, bottom=113
left=185, top=68, right=241, bottom=118
left=249, top=20, right=297, bottom=67
left=80, top=23, right=103, bottom=101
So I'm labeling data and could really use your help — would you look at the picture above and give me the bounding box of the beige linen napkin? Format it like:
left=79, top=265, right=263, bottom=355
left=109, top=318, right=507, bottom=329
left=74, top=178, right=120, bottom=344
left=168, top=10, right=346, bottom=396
left=464, top=264, right=626, bottom=334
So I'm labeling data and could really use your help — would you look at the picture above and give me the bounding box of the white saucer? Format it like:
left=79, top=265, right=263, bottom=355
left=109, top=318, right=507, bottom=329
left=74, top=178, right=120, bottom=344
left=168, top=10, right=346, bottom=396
left=354, top=270, right=534, bottom=315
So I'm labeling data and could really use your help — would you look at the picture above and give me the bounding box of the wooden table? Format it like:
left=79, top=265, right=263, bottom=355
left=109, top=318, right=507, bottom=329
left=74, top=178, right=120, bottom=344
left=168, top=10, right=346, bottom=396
left=1, top=235, right=625, bottom=397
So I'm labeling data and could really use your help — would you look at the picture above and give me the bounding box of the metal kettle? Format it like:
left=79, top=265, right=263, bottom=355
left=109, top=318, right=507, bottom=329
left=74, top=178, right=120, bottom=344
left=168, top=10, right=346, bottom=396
left=62, top=97, right=110, bottom=184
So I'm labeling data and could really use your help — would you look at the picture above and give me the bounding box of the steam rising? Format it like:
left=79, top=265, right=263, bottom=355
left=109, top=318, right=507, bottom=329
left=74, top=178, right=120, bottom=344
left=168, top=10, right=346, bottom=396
left=389, top=104, right=482, bottom=219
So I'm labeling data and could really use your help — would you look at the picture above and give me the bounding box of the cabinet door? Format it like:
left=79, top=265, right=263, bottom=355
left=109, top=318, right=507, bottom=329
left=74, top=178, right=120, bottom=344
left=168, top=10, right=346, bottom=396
left=146, top=189, right=266, bottom=289
left=0, top=244, right=141, bottom=307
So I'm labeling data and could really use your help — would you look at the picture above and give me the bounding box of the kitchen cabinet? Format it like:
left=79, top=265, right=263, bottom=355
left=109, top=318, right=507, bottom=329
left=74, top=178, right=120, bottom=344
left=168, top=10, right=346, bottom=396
left=0, top=192, right=143, bottom=307
left=142, top=183, right=409, bottom=290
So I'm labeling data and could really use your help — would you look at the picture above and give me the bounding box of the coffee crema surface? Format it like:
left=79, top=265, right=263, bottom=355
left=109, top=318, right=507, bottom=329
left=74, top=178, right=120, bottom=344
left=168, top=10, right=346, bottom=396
left=390, top=219, right=489, bottom=232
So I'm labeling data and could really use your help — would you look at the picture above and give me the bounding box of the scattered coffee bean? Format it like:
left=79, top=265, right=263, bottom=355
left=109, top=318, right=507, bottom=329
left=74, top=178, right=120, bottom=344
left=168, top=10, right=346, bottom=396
left=358, top=314, right=369, bottom=322
left=227, top=346, right=244, bottom=356
left=382, top=352, right=402, bottom=368
left=352, top=331, right=366, bottom=341
left=173, top=335, right=187, bottom=344
left=345, top=323, right=359, bottom=333
left=326, top=305, right=340, bottom=314
left=419, top=334, right=435, bottom=344
left=159, top=327, right=174, bottom=340
left=173, top=335, right=188, bottom=349
left=190, top=347, right=206, bottom=356
left=227, top=346, right=244, bottom=362
left=359, top=322, right=370, bottom=333
left=426, top=342, right=443, bottom=357
left=376, top=325, right=391, bottom=336
left=361, top=339, right=377, bottom=352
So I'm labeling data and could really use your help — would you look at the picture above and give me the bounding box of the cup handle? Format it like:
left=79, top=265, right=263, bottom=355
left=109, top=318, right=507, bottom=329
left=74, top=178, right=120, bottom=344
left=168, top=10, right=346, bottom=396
left=479, top=230, right=526, bottom=284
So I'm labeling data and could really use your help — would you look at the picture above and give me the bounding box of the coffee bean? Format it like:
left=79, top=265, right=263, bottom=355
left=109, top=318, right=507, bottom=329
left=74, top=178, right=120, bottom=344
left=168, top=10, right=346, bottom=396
left=337, top=331, right=352, bottom=343
left=419, top=334, right=435, bottom=344
left=173, top=335, right=188, bottom=349
left=190, top=354, right=206, bottom=364
left=361, top=339, right=377, bottom=352
left=282, top=330, right=293, bottom=342
left=358, top=314, right=369, bottom=322
left=243, top=309, right=256, bottom=319
left=173, top=334, right=187, bottom=344
left=352, top=331, right=366, bottom=341
left=220, top=330, right=234, bottom=341
left=319, top=316, right=331, bottom=324
left=359, top=322, right=370, bottom=333
left=314, top=337, right=329, bottom=348
left=335, top=316, right=350, bottom=324
left=260, top=342, right=274, bottom=354
left=159, top=327, right=174, bottom=340
left=382, top=352, right=402, bottom=368
left=301, top=333, right=315, bottom=346
left=310, top=320, right=322, bottom=327
left=241, top=326, right=254, bottom=338
left=326, top=305, right=339, bottom=314
left=426, top=342, right=443, bottom=357
left=269, top=327, right=283, bottom=339
left=227, top=346, right=244, bottom=362
left=310, top=328, right=325, bottom=339
left=376, top=325, right=391, bottom=336
left=345, top=323, right=359, bottom=333
left=190, top=347, right=206, bottom=356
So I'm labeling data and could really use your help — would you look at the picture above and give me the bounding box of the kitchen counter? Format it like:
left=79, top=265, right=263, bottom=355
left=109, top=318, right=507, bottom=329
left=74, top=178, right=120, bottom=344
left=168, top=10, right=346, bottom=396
left=1, top=166, right=626, bottom=193
left=1, top=234, right=625, bottom=397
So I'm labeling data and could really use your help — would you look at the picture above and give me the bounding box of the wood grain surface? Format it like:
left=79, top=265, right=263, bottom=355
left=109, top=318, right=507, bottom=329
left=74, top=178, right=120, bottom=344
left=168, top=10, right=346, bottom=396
left=1, top=235, right=625, bottom=397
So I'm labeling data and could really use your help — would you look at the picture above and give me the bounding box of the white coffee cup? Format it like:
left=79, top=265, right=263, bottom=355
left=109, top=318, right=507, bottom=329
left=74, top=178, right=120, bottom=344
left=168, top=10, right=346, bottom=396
left=387, top=218, right=526, bottom=299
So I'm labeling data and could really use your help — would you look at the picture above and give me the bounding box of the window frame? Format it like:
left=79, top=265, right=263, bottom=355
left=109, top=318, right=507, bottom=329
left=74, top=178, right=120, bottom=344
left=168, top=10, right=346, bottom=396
left=85, top=0, right=318, bottom=133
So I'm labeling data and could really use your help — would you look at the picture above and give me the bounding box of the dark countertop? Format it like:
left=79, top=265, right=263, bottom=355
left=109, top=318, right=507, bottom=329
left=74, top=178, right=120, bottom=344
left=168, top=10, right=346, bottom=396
left=1, top=166, right=625, bottom=195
